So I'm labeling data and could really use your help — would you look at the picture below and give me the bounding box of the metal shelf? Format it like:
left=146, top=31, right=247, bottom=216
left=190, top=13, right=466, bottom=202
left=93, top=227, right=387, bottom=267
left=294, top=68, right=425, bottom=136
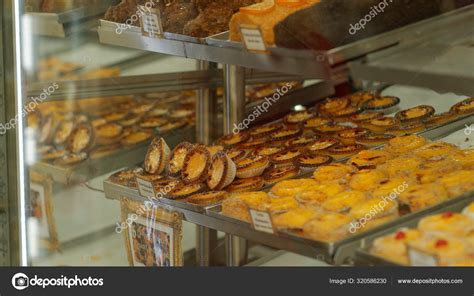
left=98, top=6, right=474, bottom=78
left=350, top=6, right=474, bottom=97
left=31, top=126, right=195, bottom=184
left=102, top=116, right=473, bottom=265
left=23, top=2, right=115, bottom=38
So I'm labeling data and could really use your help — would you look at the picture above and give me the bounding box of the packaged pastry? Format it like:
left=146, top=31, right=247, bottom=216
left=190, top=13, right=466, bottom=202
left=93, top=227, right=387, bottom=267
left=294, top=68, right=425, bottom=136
left=349, top=169, right=388, bottom=192
left=398, top=184, right=449, bottom=213
left=370, top=229, right=423, bottom=265
left=418, top=212, right=474, bottom=237
left=303, top=212, right=353, bottom=242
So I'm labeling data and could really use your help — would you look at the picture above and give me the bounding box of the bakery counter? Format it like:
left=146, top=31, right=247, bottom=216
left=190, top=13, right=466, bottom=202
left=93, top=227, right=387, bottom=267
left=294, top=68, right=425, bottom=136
left=31, top=126, right=195, bottom=185
left=24, top=1, right=116, bottom=38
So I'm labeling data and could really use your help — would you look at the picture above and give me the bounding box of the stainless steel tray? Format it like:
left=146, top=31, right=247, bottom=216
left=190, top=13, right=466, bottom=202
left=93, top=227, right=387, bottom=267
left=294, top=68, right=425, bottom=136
left=31, top=126, right=195, bottom=184
left=354, top=198, right=473, bottom=266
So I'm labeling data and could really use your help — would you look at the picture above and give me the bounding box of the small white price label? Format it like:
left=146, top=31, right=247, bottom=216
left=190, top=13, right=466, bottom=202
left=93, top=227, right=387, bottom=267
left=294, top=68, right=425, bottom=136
left=249, top=209, right=274, bottom=234
left=408, top=247, right=438, bottom=266
left=240, top=26, right=267, bottom=52
left=139, top=6, right=163, bottom=38
left=136, top=177, right=156, bottom=199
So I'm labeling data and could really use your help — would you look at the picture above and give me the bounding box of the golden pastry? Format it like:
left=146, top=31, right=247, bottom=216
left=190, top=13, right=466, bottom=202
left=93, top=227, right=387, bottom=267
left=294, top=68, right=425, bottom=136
left=118, top=115, right=142, bottom=127
left=104, top=111, right=129, bottom=122
left=413, top=142, right=457, bottom=160
left=94, top=123, right=123, bottom=145
left=336, top=128, right=369, bottom=144
left=272, top=207, right=318, bottom=230
left=349, top=111, right=384, bottom=123
left=206, top=145, right=225, bottom=156
left=450, top=97, right=474, bottom=115
left=370, top=229, right=423, bottom=265
left=448, top=149, right=474, bottom=169
left=90, top=144, right=120, bottom=159
left=307, top=138, right=339, bottom=155
left=132, top=103, right=154, bottom=115
left=418, top=212, right=473, bottom=237
left=217, top=132, right=250, bottom=146
left=267, top=196, right=299, bottom=214
left=372, top=178, right=408, bottom=199
left=322, top=191, right=367, bottom=213
left=207, top=152, right=237, bottom=190
left=167, top=142, right=193, bottom=176
left=303, top=117, right=332, bottom=129
left=361, top=117, right=400, bottom=133
left=270, top=128, right=302, bottom=143
left=386, top=122, right=425, bottom=136
left=398, top=183, right=449, bottom=212
left=327, top=143, right=366, bottom=159
left=350, top=169, right=388, bottom=191
left=139, top=116, right=168, bottom=129
left=270, top=178, right=318, bottom=197
left=252, top=146, right=285, bottom=157
left=158, top=120, right=187, bottom=133
left=313, top=163, right=357, bottom=184
left=168, top=183, right=204, bottom=199
left=144, top=137, right=171, bottom=175
left=438, top=170, right=474, bottom=197
left=355, top=134, right=394, bottom=147
left=54, top=152, right=88, bottom=166
left=235, top=155, right=270, bottom=178
left=42, top=149, right=67, bottom=160
left=379, top=157, right=422, bottom=178
left=349, top=150, right=392, bottom=170
left=226, top=148, right=247, bottom=161
left=295, top=154, right=332, bottom=169
left=226, top=176, right=265, bottom=193
left=249, top=123, right=283, bottom=139
left=109, top=168, right=143, bottom=186
left=330, top=106, right=361, bottom=120
left=182, top=145, right=211, bottom=184
left=67, top=123, right=93, bottom=153
left=263, top=165, right=300, bottom=185
left=384, top=135, right=428, bottom=154
left=363, top=96, right=400, bottom=112
left=187, top=191, right=228, bottom=205
left=303, top=213, right=353, bottom=242
left=271, top=149, right=302, bottom=168
left=423, top=112, right=456, bottom=127
left=317, top=97, right=350, bottom=115
left=284, top=136, right=317, bottom=149
left=396, top=105, right=435, bottom=123
left=120, top=130, right=152, bottom=146
left=284, top=110, right=315, bottom=126
left=350, top=197, right=398, bottom=221
left=349, top=91, right=377, bottom=107
left=238, top=137, right=268, bottom=150
left=462, top=202, right=474, bottom=219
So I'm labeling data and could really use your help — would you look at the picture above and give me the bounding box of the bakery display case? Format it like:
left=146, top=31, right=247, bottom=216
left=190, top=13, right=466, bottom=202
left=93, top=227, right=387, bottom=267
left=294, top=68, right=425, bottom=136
left=1, top=0, right=473, bottom=267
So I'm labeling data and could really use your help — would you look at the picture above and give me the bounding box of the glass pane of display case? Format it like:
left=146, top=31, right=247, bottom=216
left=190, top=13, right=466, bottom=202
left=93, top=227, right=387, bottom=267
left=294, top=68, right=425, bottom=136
left=0, top=0, right=472, bottom=272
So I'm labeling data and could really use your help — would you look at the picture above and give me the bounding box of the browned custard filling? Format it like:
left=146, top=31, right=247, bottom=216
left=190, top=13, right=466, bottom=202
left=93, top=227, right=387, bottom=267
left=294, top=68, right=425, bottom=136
left=235, top=155, right=269, bottom=169
left=349, top=112, right=383, bottom=122
left=270, top=128, right=302, bottom=141
left=328, top=144, right=366, bottom=155
left=95, top=123, right=123, bottom=138
left=272, top=149, right=301, bottom=164
left=304, top=117, right=332, bottom=128
left=264, top=166, right=300, bottom=183
left=284, top=110, right=314, bottom=124
left=337, top=128, right=369, bottom=140
left=396, top=105, right=435, bottom=122
left=168, top=142, right=193, bottom=175
left=104, top=112, right=128, bottom=122
left=285, top=136, right=316, bottom=148
left=314, top=123, right=348, bottom=134
left=182, top=147, right=210, bottom=183
left=369, top=117, right=399, bottom=127
left=139, top=117, right=168, bottom=128
left=121, top=130, right=152, bottom=146
left=239, top=138, right=267, bottom=149
left=450, top=98, right=474, bottom=114
left=253, top=146, right=285, bottom=157
left=330, top=106, right=361, bottom=117
left=296, top=154, right=332, bottom=168
left=226, top=148, right=247, bottom=161
left=349, top=92, right=377, bottom=106
left=317, top=97, right=350, bottom=114
left=226, top=177, right=264, bottom=192
left=308, top=138, right=339, bottom=153
left=356, top=134, right=395, bottom=144
left=218, top=132, right=249, bottom=146
left=169, top=183, right=203, bottom=198
left=249, top=124, right=283, bottom=138
left=208, top=158, right=226, bottom=189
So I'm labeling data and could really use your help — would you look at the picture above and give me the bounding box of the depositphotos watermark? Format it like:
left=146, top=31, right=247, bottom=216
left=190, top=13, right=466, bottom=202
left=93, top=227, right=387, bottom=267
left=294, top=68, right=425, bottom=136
left=12, top=272, right=103, bottom=290
left=233, top=82, right=293, bottom=134
left=464, top=124, right=474, bottom=136
left=115, top=182, right=176, bottom=233
left=115, top=1, right=156, bottom=34
left=349, top=0, right=393, bottom=35
left=0, top=82, right=58, bottom=135
left=349, top=181, right=408, bottom=234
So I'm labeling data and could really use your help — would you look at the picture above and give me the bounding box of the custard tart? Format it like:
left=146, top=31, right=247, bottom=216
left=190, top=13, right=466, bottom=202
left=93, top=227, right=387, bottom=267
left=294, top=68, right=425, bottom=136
left=207, top=152, right=236, bottom=190
left=226, top=176, right=264, bottom=192
left=144, top=137, right=171, bottom=175
left=252, top=146, right=285, bottom=157
left=139, top=116, right=168, bottom=129
left=217, top=132, right=249, bottom=146
left=361, top=117, right=400, bottom=133
left=295, top=154, right=332, bottom=169
left=349, top=111, right=384, bottom=123
left=181, top=146, right=211, bottom=184
left=313, top=123, right=349, bottom=136
left=349, top=150, right=392, bottom=170
left=336, top=128, right=369, bottom=144
left=271, top=149, right=302, bottom=168
left=226, top=147, right=247, bottom=161
left=152, top=177, right=182, bottom=193
left=104, top=111, right=129, bottom=122
left=307, top=138, right=340, bottom=155
left=283, top=110, right=315, bottom=126
left=450, top=97, right=474, bottom=115
left=384, top=134, right=428, bottom=154
left=67, top=124, right=93, bottom=153
left=120, top=130, right=152, bottom=146
left=167, top=142, right=193, bottom=176
left=363, top=96, right=400, bottom=113
left=54, top=152, right=88, bottom=166
left=54, top=121, right=74, bottom=146
left=249, top=124, right=283, bottom=139
left=303, top=117, right=332, bottom=129
left=272, top=208, right=318, bottom=230
left=349, top=91, right=377, bottom=107
left=270, top=128, right=303, bottom=143
left=284, top=136, right=317, bottom=149
left=303, top=213, right=353, bottom=242
left=424, top=112, right=456, bottom=127
left=317, top=97, right=350, bottom=115
left=327, top=143, right=366, bottom=159
left=235, top=155, right=270, bottom=178
left=330, top=106, right=362, bottom=120
left=186, top=191, right=227, bottom=205
left=206, top=145, right=225, bottom=156
left=170, top=108, right=194, bottom=119
left=263, top=165, right=300, bottom=185
left=168, top=183, right=205, bottom=199
left=109, top=167, right=143, bottom=186
left=355, top=134, right=394, bottom=147
left=396, top=105, right=435, bottom=123
left=94, top=123, right=123, bottom=145
left=132, top=103, right=155, bottom=115
left=158, top=120, right=187, bottom=133
left=386, top=122, right=425, bottom=136
left=238, top=137, right=267, bottom=150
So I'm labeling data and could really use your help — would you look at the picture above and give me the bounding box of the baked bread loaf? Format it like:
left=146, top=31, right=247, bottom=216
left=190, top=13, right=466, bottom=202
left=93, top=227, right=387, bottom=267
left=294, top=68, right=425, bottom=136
left=274, top=0, right=443, bottom=50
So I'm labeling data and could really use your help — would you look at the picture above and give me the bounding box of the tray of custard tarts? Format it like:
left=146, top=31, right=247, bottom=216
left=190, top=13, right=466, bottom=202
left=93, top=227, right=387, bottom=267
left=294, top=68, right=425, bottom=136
left=356, top=200, right=474, bottom=266
left=211, top=134, right=474, bottom=261
left=32, top=93, right=195, bottom=169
